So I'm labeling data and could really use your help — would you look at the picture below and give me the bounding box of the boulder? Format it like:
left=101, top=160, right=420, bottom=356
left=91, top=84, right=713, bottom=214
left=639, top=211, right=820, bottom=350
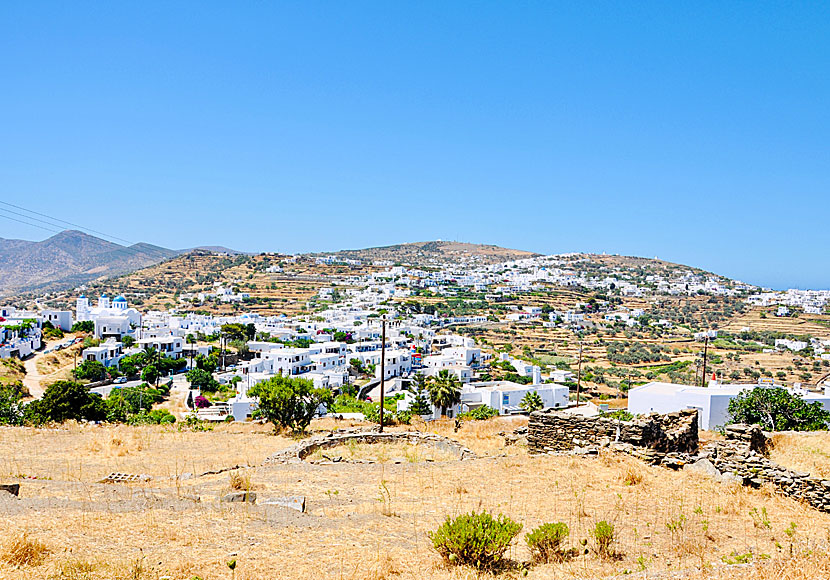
left=261, top=495, right=306, bottom=512
left=684, top=458, right=721, bottom=478
left=222, top=491, right=256, bottom=503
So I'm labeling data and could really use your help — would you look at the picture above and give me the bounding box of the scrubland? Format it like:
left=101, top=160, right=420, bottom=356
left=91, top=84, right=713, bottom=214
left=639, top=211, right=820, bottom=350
left=0, top=418, right=828, bottom=580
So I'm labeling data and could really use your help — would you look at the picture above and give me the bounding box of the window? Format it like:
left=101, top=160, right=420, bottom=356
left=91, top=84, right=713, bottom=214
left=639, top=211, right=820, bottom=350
left=502, top=393, right=509, bottom=406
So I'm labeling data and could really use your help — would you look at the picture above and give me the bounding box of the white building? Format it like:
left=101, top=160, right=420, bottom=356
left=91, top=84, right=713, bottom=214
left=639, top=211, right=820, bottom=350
left=82, top=339, right=124, bottom=368
left=137, top=336, right=184, bottom=359
left=40, top=309, right=74, bottom=331
left=460, top=381, right=569, bottom=416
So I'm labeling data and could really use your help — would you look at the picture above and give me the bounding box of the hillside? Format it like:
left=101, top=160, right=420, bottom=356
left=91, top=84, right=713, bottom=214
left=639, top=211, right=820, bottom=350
left=0, top=230, right=178, bottom=297
left=310, top=240, right=538, bottom=266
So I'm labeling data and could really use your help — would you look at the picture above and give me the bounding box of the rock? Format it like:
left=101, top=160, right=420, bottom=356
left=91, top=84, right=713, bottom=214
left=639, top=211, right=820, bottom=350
left=719, top=472, right=743, bottom=485
left=684, top=458, right=721, bottom=478
left=261, top=495, right=306, bottom=513
left=0, top=484, right=20, bottom=497
left=222, top=491, right=256, bottom=503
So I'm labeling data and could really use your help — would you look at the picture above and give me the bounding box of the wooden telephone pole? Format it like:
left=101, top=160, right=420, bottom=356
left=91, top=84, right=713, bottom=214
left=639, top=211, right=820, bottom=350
left=575, top=342, right=583, bottom=407
left=379, top=316, right=387, bottom=432
left=701, top=336, right=710, bottom=387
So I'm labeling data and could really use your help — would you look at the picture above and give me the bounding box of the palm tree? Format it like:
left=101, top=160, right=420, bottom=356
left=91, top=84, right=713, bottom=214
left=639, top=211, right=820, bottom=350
left=427, top=370, right=462, bottom=417
left=520, top=391, right=544, bottom=413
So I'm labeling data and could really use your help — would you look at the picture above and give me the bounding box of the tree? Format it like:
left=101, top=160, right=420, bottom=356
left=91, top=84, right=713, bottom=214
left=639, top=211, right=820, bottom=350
left=409, top=390, right=432, bottom=416
left=73, top=360, right=107, bottom=382
left=221, top=323, right=247, bottom=341
left=426, top=370, right=462, bottom=417
left=520, top=391, right=544, bottom=413
left=186, top=368, right=220, bottom=393
left=71, top=320, right=95, bottom=333
left=141, top=364, right=159, bottom=385
left=121, top=335, right=135, bottom=348
left=0, top=385, right=24, bottom=425
left=24, top=381, right=107, bottom=424
left=195, top=354, right=218, bottom=373
left=249, top=375, right=333, bottom=433
left=727, top=387, right=830, bottom=431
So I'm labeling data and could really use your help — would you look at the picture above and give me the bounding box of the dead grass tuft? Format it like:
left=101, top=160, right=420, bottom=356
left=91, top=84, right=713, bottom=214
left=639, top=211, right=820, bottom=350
left=1, top=533, right=50, bottom=567
left=229, top=470, right=253, bottom=491
left=623, top=465, right=644, bottom=486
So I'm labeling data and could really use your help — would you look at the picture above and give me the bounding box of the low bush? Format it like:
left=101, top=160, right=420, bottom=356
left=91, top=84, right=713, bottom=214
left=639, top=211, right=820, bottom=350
left=430, top=511, right=522, bottom=570
left=525, top=522, right=570, bottom=563
left=460, top=405, right=498, bottom=420
left=591, top=520, right=620, bottom=560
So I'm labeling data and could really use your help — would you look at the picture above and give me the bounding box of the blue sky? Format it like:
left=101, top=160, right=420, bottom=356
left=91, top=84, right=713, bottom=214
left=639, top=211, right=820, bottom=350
left=1, top=2, right=828, bottom=289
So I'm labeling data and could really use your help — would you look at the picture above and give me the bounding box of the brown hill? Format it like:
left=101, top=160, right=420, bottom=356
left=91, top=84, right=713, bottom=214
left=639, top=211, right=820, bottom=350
left=312, top=240, right=538, bottom=266
left=0, top=230, right=177, bottom=297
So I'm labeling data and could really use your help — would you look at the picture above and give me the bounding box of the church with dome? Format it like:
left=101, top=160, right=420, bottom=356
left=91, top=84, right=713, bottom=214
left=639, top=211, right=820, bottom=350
left=76, top=293, right=141, bottom=340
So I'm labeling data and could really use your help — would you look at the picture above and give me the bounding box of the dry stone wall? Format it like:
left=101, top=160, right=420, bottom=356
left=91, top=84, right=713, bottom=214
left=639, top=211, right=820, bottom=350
left=700, top=425, right=830, bottom=513
left=526, top=410, right=830, bottom=513
left=527, top=408, right=699, bottom=455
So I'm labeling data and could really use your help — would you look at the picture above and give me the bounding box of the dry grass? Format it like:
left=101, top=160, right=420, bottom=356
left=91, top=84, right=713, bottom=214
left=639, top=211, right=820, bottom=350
left=769, top=432, right=830, bottom=479
left=1, top=418, right=829, bottom=579
left=0, top=421, right=288, bottom=481
left=0, top=533, right=50, bottom=568
left=306, top=440, right=460, bottom=464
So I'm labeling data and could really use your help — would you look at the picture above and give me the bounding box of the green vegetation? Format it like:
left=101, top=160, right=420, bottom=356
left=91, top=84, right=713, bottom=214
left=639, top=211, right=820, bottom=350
left=0, top=384, right=24, bottom=425
left=520, top=391, right=544, bottom=412
left=430, top=511, right=522, bottom=570
left=459, top=405, right=498, bottom=420
left=590, top=520, right=620, bottom=560
left=727, top=387, right=830, bottom=431
left=70, top=320, right=95, bottom=333
left=73, top=360, right=107, bottom=382
left=24, top=381, right=107, bottom=425
left=525, top=522, right=570, bottom=563
left=249, top=375, right=333, bottom=433
left=426, top=370, right=462, bottom=417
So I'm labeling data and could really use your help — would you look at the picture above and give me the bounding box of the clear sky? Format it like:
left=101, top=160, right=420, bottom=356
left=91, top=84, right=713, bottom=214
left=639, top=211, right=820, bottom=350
left=1, top=2, right=828, bottom=289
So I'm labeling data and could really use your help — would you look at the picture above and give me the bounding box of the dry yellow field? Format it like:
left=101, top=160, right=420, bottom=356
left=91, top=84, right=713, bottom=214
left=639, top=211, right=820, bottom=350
left=1, top=418, right=829, bottom=580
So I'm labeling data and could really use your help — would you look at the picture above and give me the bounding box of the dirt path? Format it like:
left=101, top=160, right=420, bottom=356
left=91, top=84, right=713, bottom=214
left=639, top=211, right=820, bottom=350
left=22, top=348, right=78, bottom=399
left=156, top=375, right=191, bottom=417
left=22, top=354, right=48, bottom=399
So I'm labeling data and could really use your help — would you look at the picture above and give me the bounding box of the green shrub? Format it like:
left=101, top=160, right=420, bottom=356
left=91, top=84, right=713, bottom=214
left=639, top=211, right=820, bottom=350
left=430, top=511, right=522, bottom=570
left=590, top=520, right=619, bottom=560
left=459, top=406, right=498, bottom=420
left=525, top=522, right=570, bottom=563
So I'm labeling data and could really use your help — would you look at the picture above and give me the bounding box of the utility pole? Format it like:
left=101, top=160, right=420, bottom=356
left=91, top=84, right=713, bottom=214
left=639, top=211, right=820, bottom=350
left=701, top=336, right=709, bottom=387
left=221, top=333, right=226, bottom=372
left=379, top=315, right=386, bottom=432
left=575, top=342, right=583, bottom=407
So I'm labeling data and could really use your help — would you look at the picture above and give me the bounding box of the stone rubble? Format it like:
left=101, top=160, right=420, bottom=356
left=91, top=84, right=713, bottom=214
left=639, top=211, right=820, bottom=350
left=526, top=409, right=830, bottom=513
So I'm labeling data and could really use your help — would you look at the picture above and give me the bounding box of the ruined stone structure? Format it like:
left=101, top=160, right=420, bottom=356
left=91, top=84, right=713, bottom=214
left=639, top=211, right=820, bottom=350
left=701, top=425, right=830, bottom=513
left=527, top=408, right=699, bottom=456
left=265, top=430, right=477, bottom=464
left=526, top=411, right=830, bottom=513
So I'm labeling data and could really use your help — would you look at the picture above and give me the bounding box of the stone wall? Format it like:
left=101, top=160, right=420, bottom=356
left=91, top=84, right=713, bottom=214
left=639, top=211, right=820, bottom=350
left=527, top=408, right=699, bottom=455
left=700, top=425, right=830, bottom=513
left=265, top=430, right=477, bottom=464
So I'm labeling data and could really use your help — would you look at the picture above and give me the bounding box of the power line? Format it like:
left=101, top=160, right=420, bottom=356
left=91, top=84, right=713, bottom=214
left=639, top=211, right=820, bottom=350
left=0, top=200, right=137, bottom=246
left=0, top=205, right=177, bottom=266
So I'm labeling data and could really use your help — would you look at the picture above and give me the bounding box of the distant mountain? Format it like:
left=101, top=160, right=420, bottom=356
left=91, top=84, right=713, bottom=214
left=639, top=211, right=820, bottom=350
left=309, top=240, right=538, bottom=266
left=0, top=230, right=178, bottom=297
left=182, top=245, right=247, bottom=255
